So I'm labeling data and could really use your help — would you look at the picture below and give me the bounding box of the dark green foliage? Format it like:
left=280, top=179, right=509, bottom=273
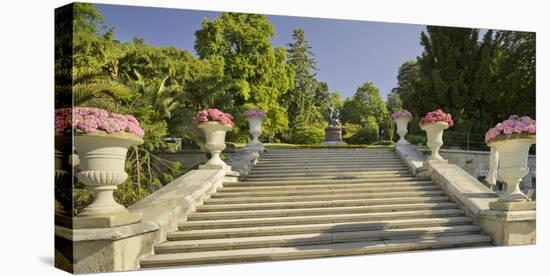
left=289, top=126, right=325, bottom=144
left=399, top=26, right=535, bottom=140
left=285, top=29, right=322, bottom=128
left=407, top=134, right=427, bottom=146
left=342, top=117, right=380, bottom=145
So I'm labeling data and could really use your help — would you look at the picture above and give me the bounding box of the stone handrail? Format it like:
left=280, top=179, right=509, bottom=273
left=395, top=144, right=535, bottom=246
left=54, top=145, right=264, bottom=273
left=55, top=169, right=226, bottom=273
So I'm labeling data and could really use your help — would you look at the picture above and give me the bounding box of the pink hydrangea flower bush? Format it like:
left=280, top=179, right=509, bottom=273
left=484, top=115, right=536, bottom=143
left=243, top=108, right=266, bottom=119
left=419, top=109, right=454, bottom=127
left=391, top=110, right=413, bottom=121
left=192, top=108, right=235, bottom=127
left=55, top=107, right=145, bottom=137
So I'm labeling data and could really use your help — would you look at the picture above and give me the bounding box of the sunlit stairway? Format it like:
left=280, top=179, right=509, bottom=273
left=140, top=148, right=491, bottom=268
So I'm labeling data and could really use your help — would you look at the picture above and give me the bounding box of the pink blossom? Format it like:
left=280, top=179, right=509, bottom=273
left=207, top=109, right=223, bottom=120
left=391, top=110, right=413, bottom=121
left=54, top=107, right=145, bottom=137
left=484, top=115, right=536, bottom=142
left=192, top=108, right=234, bottom=127
left=243, top=108, right=266, bottom=118
left=419, top=109, right=454, bottom=127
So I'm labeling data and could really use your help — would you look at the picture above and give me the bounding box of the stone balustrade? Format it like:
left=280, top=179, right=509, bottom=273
left=395, top=144, right=535, bottom=245
left=54, top=131, right=264, bottom=273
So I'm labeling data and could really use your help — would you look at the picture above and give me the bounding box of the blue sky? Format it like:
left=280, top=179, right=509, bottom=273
left=96, top=4, right=427, bottom=100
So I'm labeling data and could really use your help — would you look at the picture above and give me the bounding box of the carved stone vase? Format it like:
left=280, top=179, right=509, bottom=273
left=393, top=117, right=411, bottom=145
left=487, top=136, right=535, bottom=201
left=198, top=121, right=233, bottom=172
left=245, top=115, right=265, bottom=152
left=420, top=121, right=449, bottom=160
left=74, top=131, right=143, bottom=228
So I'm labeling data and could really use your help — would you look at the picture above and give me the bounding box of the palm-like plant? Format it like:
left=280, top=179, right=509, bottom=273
left=128, top=71, right=180, bottom=121
left=55, top=67, right=133, bottom=109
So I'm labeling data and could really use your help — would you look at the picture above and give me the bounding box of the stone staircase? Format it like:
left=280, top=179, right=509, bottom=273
left=140, top=148, right=491, bottom=268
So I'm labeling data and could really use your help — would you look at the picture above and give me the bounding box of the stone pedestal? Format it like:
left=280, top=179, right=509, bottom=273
left=55, top=222, right=160, bottom=273
left=322, top=127, right=347, bottom=146
left=481, top=201, right=536, bottom=245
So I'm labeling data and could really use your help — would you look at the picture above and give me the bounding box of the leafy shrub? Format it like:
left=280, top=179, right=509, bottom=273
left=342, top=123, right=360, bottom=139
left=345, top=116, right=379, bottom=144
left=289, top=126, right=325, bottom=144
left=407, top=134, right=426, bottom=145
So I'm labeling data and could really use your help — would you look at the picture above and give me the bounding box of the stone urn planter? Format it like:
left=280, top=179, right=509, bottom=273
left=193, top=108, right=235, bottom=172
left=245, top=115, right=265, bottom=151
left=392, top=110, right=412, bottom=145
left=420, top=121, right=449, bottom=160
left=54, top=134, right=72, bottom=217
left=198, top=121, right=234, bottom=172
left=487, top=137, right=535, bottom=201
left=485, top=115, right=536, bottom=201
left=243, top=109, right=266, bottom=152
left=419, top=109, right=453, bottom=161
left=74, top=131, right=144, bottom=227
left=55, top=107, right=146, bottom=228
left=394, top=117, right=411, bottom=145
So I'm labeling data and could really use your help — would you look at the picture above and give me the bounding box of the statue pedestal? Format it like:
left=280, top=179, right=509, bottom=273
left=322, top=127, right=347, bottom=146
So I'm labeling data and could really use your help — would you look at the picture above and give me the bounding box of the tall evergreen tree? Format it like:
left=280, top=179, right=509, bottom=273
left=412, top=26, right=481, bottom=132
left=407, top=26, right=535, bottom=136
left=286, top=28, right=319, bottom=128
left=392, top=60, right=419, bottom=110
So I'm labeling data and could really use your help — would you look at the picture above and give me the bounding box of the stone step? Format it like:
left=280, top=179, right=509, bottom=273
left=227, top=177, right=429, bottom=187
left=252, top=164, right=407, bottom=170
left=197, top=196, right=452, bottom=212
left=248, top=167, right=410, bottom=176
left=205, top=190, right=447, bottom=204
left=259, top=152, right=398, bottom=156
left=188, top=202, right=458, bottom=220
left=156, top=225, right=482, bottom=254
left=211, top=185, right=442, bottom=198
left=263, top=150, right=394, bottom=153
left=178, top=208, right=463, bottom=230
left=140, top=234, right=490, bottom=267
left=168, top=216, right=472, bottom=240
left=262, top=151, right=395, bottom=155
left=243, top=172, right=413, bottom=182
left=257, top=158, right=401, bottom=163
left=250, top=167, right=408, bottom=173
left=252, top=161, right=406, bottom=169
left=217, top=180, right=435, bottom=193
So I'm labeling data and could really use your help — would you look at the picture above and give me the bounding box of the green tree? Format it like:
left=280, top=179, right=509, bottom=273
left=285, top=28, right=320, bottom=128
left=194, top=12, right=292, bottom=137
left=413, top=26, right=481, bottom=132
left=386, top=92, right=403, bottom=113
left=328, top=91, right=344, bottom=110
left=342, top=81, right=389, bottom=127
left=392, top=60, right=419, bottom=111
left=406, top=26, right=535, bottom=138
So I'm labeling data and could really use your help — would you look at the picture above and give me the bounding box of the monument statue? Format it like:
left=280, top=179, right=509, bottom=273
left=328, top=106, right=341, bottom=127
left=322, top=105, right=346, bottom=146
